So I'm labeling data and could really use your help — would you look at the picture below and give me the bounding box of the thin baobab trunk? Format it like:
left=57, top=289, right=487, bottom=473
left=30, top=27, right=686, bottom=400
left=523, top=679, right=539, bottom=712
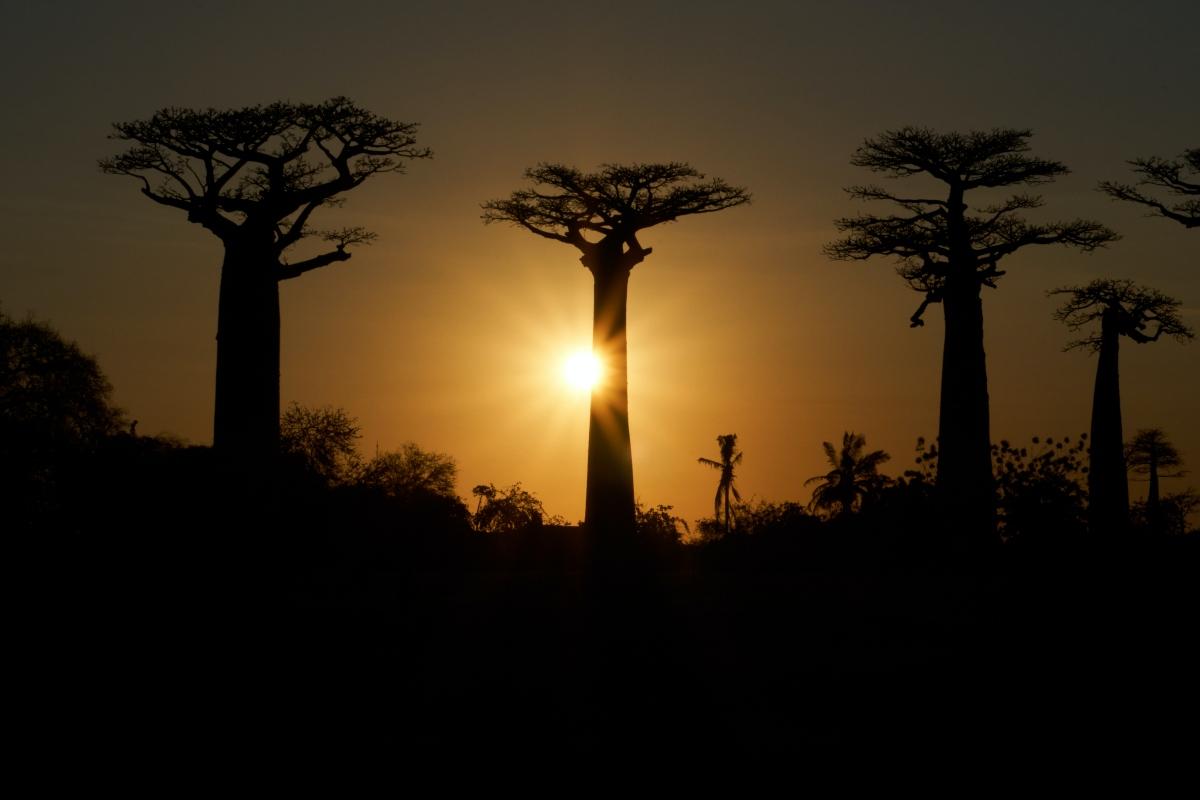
left=1088, top=309, right=1129, bottom=537
left=585, top=262, right=635, bottom=534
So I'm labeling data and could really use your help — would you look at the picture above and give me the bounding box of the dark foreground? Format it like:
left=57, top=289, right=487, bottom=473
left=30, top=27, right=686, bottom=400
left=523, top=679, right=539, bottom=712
left=43, top=514, right=1198, bottom=764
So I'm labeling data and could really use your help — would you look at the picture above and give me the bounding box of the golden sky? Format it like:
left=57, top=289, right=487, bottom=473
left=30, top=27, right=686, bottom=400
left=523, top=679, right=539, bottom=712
left=2, top=1, right=1197, bottom=523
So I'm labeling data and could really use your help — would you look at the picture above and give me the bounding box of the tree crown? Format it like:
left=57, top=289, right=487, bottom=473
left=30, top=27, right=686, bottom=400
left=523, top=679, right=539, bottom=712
left=1048, top=279, right=1194, bottom=351
left=1100, top=148, right=1200, bottom=228
left=481, top=162, right=749, bottom=270
left=1126, top=428, right=1185, bottom=476
left=100, top=97, right=431, bottom=279
left=825, top=127, right=1117, bottom=326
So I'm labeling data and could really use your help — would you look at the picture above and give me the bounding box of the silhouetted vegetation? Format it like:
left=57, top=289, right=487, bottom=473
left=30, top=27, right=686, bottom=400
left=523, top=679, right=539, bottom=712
left=13, top=120, right=1198, bottom=759
left=483, top=164, right=749, bottom=536
left=1100, top=147, right=1200, bottom=228
left=1050, top=280, right=1193, bottom=536
left=826, top=128, right=1117, bottom=543
left=804, top=431, right=890, bottom=519
left=100, top=98, right=431, bottom=463
left=1127, top=428, right=1187, bottom=536
left=697, top=433, right=744, bottom=534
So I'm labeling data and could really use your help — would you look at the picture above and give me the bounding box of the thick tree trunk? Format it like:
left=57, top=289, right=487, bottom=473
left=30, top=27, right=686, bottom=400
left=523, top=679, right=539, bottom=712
left=936, top=278, right=996, bottom=542
left=213, top=240, right=281, bottom=464
left=1087, top=313, right=1129, bottom=537
left=584, top=263, right=636, bottom=535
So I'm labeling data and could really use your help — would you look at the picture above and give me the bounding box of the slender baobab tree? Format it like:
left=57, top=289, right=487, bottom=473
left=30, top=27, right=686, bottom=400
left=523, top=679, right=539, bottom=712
left=1127, top=428, right=1187, bottom=536
left=483, top=163, right=749, bottom=534
left=826, top=127, right=1117, bottom=542
left=698, top=434, right=744, bottom=535
left=1049, top=280, right=1193, bottom=537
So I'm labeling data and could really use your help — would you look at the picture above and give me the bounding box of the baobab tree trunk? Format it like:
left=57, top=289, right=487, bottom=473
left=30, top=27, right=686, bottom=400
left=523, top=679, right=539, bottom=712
left=213, top=240, right=281, bottom=464
left=936, top=278, right=997, bottom=543
left=1146, top=444, right=1163, bottom=536
left=585, top=264, right=636, bottom=535
left=1087, top=311, right=1129, bottom=538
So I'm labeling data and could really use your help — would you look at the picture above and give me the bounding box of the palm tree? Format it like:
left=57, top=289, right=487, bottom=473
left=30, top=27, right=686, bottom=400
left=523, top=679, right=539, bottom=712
left=805, top=432, right=890, bottom=518
left=698, top=434, right=744, bottom=535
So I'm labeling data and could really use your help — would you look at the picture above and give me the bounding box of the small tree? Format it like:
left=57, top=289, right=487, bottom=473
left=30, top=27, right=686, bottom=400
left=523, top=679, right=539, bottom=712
left=358, top=442, right=458, bottom=500
left=483, top=164, right=748, bottom=536
left=1, top=311, right=125, bottom=522
left=826, top=127, right=1117, bottom=541
left=698, top=434, right=744, bottom=535
left=804, top=431, right=890, bottom=519
left=279, top=402, right=362, bottom=485
left=1050, top=280, right=1194, bottom=536
left=101, top=98, right=431, bottom=463
left=1100, top=148, right=1200, bottom=228
left=472, top=482, right=548, bottom=533
left=1126, top=428, right=1187, bottom=536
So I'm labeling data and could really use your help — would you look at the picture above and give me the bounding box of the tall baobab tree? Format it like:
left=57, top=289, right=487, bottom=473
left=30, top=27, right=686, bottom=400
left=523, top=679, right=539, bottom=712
left=1100, top=148, right=1200, bottom=229
left=825, top=127, right=1117, bottom=542
left=698, top=434, right=744, bottom=535
left=482, top=164, right=749, bottom=535
left=1126, top=428, right=1187, bottom=536
left=100, top=98, right=431, bottom=462
left=1049, top=280, right=1193, bottom=537
left=804, top=431, right=890, bottom=519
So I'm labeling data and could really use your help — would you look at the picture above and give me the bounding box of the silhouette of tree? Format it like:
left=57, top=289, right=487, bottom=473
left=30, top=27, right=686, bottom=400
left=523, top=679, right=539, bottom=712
left=279, top=402, right=362, bottom=485
left=1100, top=148, right=1200, bottom=228
left=991, top=436, right=1089, bottom=542
left=698, top=433, right=744, bottom=534
left=472, top=482, right=548, bottom=533
left=1050, top=280, right=1194, bottom=537
left=471, top=483, right=496, bottom=515
left=804, top=431, right=890, bottom=519
left=483, top=163, right=749, bottom=534
left=825, top=127, right=1117, bottom=541
left=1126, top=428, right=1187, bottom=536
left=100, top=98, right=431, bottom=463
left=358, top=442, right=457, bottom=500
left=1, top=311, right=125, bottom=524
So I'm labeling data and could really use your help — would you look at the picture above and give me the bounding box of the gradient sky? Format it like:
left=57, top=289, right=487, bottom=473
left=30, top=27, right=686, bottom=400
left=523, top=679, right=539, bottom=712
left=2, top=0, right=1197, bottom=524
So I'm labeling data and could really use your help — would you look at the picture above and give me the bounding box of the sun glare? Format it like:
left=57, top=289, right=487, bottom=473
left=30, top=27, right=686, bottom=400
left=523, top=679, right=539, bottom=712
left=564, top=350, right=602, bottom=391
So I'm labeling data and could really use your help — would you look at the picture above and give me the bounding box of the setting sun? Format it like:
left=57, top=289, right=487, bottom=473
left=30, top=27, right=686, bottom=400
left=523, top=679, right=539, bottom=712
left=563, top=350, right=602, bottom=391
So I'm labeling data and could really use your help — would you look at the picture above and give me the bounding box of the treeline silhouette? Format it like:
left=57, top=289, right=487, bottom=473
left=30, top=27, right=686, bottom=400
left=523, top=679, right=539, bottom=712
left=6, top=310, right=1196, bottom=757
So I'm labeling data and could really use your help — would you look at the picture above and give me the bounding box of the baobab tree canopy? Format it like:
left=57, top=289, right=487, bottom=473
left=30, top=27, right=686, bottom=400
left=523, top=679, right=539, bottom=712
left=1050, top=279, right=1195, bottom=351
left=481, top=163, right=750, bottom=271
left=826, top=127, right=1117, bottom=327
left=1100, top=148, right=1200, bottom=229
left=99, top=97, right=431, bottom=272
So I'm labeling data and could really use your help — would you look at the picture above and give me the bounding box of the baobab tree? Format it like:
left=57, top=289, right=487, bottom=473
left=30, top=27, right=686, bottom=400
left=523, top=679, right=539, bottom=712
left=698, top=434, right=744, bottom=535
left=825, top=127, right=1117, bottom=542
left=482, top=163, right=749, bottom=535
left=1049, top=280, right=1193, bottom=537
left=1126, top=428, right=1187, bottom=536
left=100, top=98, right=431, bottom=462
left=1100, top=148, right=1199, bottom=228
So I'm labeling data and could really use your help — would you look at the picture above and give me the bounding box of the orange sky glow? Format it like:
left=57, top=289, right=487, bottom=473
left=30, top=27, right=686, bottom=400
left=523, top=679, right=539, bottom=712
left=1, top=1, right=1196, bottom=525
